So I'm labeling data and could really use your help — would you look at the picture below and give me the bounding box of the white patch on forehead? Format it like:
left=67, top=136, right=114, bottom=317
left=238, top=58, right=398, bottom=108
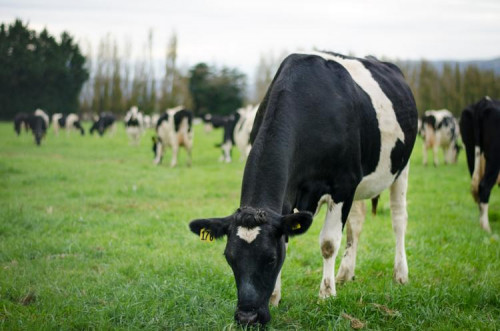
left=300, top=51, right=406, bottom=200
left=236, top=226, right=261, bottom=243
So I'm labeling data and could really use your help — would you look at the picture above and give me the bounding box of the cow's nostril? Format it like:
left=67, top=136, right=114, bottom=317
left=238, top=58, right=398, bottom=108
left=236, top=310, right=259, bottom=325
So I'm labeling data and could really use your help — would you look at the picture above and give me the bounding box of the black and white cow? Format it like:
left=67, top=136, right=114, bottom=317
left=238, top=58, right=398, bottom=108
left=421, top=109, right=460, bottom=166
left=28, top=112, right=48, bottom=146
left=218, top=106, right=258, bottom=163
left=34, top=109, right=50, bottom=130
left=189, top=51, right=418, bottom=325
left=152, top=106, right=194, bottom=167
left=90, top=112, right=116, bottom=136
left=14, top=112, right=30, bottom=135
left=202, top=113, right=231, bottom=133
left=124, top=106, right=144, bottom=145
left=460, top=96, right=500, bottom=233
left=52, top=113, right=85, bottom=136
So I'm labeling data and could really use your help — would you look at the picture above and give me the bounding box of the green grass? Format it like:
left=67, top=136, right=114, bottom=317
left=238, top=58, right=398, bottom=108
left=0, top=122, right=499, bottom=330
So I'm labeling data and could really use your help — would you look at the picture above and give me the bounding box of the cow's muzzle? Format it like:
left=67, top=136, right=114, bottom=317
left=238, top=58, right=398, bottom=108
left=234, top=307, right=270, bottom=326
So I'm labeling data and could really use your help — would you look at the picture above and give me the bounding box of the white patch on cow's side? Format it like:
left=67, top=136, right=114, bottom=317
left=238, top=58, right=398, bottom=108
left=300, top=51, right=405, bottom=200
left=236, top=226, right=261, bottom=243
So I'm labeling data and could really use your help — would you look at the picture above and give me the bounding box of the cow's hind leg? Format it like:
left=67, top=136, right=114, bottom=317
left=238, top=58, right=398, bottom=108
left=390, top=165, right=409, bottom=284
left=319, top=200, right=344, bottom=298
left=336, top=200, right=366, bottom=283
left=478, top=161, right=500, bottom=232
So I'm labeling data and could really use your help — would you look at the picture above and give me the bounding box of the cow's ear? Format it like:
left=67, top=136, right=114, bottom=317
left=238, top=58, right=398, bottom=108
left=280, top=211, right=313, bottom=236
left=189, top=217, right=231, bottom=239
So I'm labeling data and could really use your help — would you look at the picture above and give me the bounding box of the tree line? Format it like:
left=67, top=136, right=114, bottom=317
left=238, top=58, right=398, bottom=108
left=0, top=20, right=88, bottom=120
left=1, top=20, right=499, bottom=121
left=397, top=60, right=500, bottom=117
left=80, top=30, right=246, bottom=117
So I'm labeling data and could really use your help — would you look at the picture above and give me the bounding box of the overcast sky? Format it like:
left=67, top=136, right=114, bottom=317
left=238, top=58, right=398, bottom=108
left=2, top=0, right=500, bottom=76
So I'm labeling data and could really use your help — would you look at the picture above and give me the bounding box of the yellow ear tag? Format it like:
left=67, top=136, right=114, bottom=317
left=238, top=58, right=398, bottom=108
left=200, top=228, right=215, bottom=242
left=292, top=223, right=301, bottom=230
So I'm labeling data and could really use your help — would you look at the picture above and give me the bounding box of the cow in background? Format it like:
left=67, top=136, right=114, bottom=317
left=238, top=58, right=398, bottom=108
left=14, top=112, right=30, bottom=135
left=421, top=109, right=461, bottom=166
left=152, top=106, right=194, bottom=167
left=124, top=106, right=143, bottom=145
left=34, top=109, right=49, bottom=130
left=189, top=51, right=417, bottom=325
left=232, top=105, right=258, bottom=161
left=90, top=112, right=116, bottom=136
left=52, top=113, right=85, bottom=136
left=202, top=113, right=230, bottom=133
left=460, top=96, right=500, bottom=232
left=218, top=112, right=240, bottom=163
left=28, top=112, right=48, bottom=146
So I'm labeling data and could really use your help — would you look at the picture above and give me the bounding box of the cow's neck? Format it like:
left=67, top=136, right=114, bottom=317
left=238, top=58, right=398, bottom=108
left=239, top=127, right=293, bottom=214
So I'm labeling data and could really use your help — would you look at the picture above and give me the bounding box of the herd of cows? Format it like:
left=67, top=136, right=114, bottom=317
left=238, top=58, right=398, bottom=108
left=10, top=51, right=500, bottom=326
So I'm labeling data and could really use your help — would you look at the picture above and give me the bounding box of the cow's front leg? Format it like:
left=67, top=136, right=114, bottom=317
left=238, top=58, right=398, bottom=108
left=422, top=143, right=428, bottom=166
left=336, top=200, right=366, bottom=283
left=390, top=164, right=409, bottom=284
left=170, top=144, right=178, bottom=168
left=319, top=202, right=344, bottom=298
left=270, top=243, right=287, bottom=306
left=432, top=144, right=439, bottom=166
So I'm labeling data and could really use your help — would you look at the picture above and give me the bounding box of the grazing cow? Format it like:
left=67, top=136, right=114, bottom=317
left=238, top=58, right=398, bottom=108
left=152, top=106, right=194, bottom=167
left=202, top=113, right=231, bottom=133
left=34, top=109, right=49, bottom=129
left=219, top=105, right=259, bottom=162
left=124, top=106, right=143, bottom=145
left=28, top=113, right=48, bottom=146
left=460, top=96, right=500, bottom=232
left=52, top=113, right=85, bottom=136
left=90, top=112, right=116, bottom=136
left=14, top=112, right=30, bottom=135
left=421, top=109, right=461, bottom=166
left=189, top=51, right=418, bottom=325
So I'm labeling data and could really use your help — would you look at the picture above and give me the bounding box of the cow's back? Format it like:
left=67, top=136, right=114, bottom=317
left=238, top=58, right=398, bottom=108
left=245, top=52, right=417, bottom=211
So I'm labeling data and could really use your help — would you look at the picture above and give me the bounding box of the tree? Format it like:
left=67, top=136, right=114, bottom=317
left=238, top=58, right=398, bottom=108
left=189, top=63, right=246, bottom=116
left=0, top=19, right=88, bottom=119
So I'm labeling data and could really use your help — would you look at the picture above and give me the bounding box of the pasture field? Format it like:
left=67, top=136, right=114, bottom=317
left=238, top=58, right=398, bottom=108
left=0, top=121, right=499, bottom=330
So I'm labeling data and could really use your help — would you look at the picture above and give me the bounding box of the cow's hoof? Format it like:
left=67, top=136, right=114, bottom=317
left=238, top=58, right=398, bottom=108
left=319, top=278, right=336, bottom=299
left=393, top=272, right=408, bottom=284
left=336, top=272, right=355, bottom=284
left=270, top=291, right=281, bottom=306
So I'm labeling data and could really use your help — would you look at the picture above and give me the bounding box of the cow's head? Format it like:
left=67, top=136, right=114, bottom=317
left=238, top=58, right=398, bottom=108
left=189, top=207, right=313, bottom=326
left=152, top=136, right=163, bottom=164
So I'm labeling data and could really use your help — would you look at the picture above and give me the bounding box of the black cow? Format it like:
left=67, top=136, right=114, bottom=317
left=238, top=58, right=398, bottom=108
left=14, top=112, right=30, bottom=135
left=28, top=113, right=47, bottom=146
left=90, top=112, right=116, bottom=136
left=189, top=51, right=418, bottom=325
left=202, top=113, right=231, bottom=132
left=460, top=96, right=500, bottom=232
left=218, top=112, right=240, bottom=162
